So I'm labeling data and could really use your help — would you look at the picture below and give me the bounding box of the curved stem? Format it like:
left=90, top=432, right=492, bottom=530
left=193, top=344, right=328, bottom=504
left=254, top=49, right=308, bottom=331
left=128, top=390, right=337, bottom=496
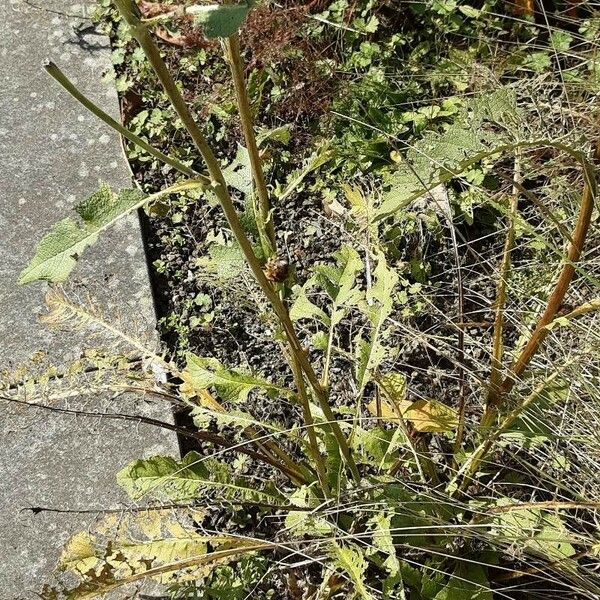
left=484, top=155, right=521, bottom=423
left=498, top=142, right=599, bottom=397
left=45, top=61, right=204, bottom=181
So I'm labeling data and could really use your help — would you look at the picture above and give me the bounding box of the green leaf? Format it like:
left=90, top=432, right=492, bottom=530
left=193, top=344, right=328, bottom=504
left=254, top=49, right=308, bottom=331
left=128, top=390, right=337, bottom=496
left=223, top=144, right=252, bottom=197
left=19, top=184, right=144, bottom=284
left=190, top=2, right=253, bottom=38
left=19, top=179, right=204, bottom=285
left=315, top=246, right=363, bottom=309
left=354, top=253, right=398, bottom=393
left=367, top=513, right=400, bottom=577
left=355, top=333, right=388, bottom=394
left=490, top=502, right=576, bottom=563
left=118, top=452, right=211, bottom=501
left=285, top=486, right=333, bottom=536
left=275, top=144, right=335, bottom=201
left=185, top=353, right=285, bottom=403
left=331, top=542, right=376, bottom=600
left=376, top=89, right=522, bottom=220
left=197, top=242, right=245, bottom=281
left=434, top=563, right=492, bottom=600
left=290, top=286, right=330, bottom=324
left=118, top=452, right=284, bottom=504
left=500, top=378, right=569, bottom=446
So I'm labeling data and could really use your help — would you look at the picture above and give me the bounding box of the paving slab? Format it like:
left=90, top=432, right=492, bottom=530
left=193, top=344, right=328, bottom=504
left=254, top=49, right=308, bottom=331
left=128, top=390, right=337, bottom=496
left=0, top=1, right=178, bottom=596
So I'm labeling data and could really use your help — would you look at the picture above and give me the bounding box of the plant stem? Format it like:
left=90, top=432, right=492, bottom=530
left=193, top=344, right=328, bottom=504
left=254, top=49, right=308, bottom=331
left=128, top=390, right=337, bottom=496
left=498, top=142, right=599, bottom=397
left=113, top=0, right=358, bottom=481
left=287, top=349, right=331, bottom=496
left=225, top=34, right=276, bottom=257
left=196, top=390, right=311, bottom=486
left=45, top=61, right=204, bottom=181
left=449, top=370, right=562, bottom=495
left=482, top=155, right=521, bottom=427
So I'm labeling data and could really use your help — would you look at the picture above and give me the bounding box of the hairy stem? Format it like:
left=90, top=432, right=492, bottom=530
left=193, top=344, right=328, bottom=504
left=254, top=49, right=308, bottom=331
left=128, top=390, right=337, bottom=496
left=449, top=370, right=562, bottom=495
left=225, top=34, right=276, bottom=256
left=288, top=349, right=331, bottom=496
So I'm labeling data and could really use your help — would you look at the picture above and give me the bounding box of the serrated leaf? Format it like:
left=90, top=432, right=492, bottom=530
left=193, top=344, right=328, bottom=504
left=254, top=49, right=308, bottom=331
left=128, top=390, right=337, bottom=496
left=376, top=89, right=520, bottom=220
left=331, top=542, right=376, bottom=600
left=290, top=286, right=330, bottom=324
left=197, top=242, right=246, bottom=281
left=285, top=486, right=332, bottom=536
left=434, top=563, right=492, bottom=600
left=316, top=246, right=363, bottom=307
left=367, top=513, right=400, bottom=577
left=490, top=502, right=576, bottom=563
left=20, top=180, right=203, bottom=285
left=190, top=2, right=252, bottom=38
left=185, top=353, right=284, bottom=403
left=19, top=185, right=143, bottom=284
left=355, top=254, right=397, bottom=393
left=49, top=508, right=266, bottom=597
left=118, top=452, right=284, bottom=504
left=355, top=333, right=388, bottom=394
left=223, top=144, right=252, bottom=197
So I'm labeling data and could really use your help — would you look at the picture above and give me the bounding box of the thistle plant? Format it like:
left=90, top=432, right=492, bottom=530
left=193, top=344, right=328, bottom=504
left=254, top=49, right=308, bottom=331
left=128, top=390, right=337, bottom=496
left=11, top=1, right=600, bottom=599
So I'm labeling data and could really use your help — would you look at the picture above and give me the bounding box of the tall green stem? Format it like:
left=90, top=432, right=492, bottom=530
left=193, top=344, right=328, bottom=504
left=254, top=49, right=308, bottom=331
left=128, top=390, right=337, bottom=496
left=225, top=34, right=276, bottom=257
left=45, top=62, right=204, bottom=181
left=112, top=0, right=358, bottom=482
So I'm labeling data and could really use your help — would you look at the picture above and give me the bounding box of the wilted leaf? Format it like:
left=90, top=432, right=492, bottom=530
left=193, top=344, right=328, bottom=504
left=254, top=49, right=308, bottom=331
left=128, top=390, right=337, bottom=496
left=46, top=508, right=266, bottom=597
left=366, top=397, right=412, bottom=423
left=405, top=399, right=458, bottom=433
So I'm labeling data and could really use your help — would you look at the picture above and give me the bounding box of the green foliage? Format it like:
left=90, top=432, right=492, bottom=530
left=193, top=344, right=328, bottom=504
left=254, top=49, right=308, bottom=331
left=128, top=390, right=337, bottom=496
left=184, top=353, right=287, bottom=403
left=118, top=452, right=284, bottom=504
left=18, top=184, right=143, bottom=284
left=189, top=2, right=253, bottom=39
left=25, top=1, right=600, bottom=599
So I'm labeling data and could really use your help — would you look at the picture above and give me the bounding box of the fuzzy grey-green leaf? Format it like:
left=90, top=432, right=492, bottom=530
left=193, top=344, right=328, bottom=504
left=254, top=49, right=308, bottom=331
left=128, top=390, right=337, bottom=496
left=19, top=184, right=144, bottom=285
left=190, top=2, right=252, bottom=38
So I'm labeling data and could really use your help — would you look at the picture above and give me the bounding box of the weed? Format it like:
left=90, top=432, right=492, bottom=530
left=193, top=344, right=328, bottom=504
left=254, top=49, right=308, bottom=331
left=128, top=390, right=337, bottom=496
left=7, top=1, right=600, bottom=599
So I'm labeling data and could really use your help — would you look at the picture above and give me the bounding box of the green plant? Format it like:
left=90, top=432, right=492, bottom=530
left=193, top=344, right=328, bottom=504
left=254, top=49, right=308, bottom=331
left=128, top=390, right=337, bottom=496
left=9, top=1, right=600, bottom=599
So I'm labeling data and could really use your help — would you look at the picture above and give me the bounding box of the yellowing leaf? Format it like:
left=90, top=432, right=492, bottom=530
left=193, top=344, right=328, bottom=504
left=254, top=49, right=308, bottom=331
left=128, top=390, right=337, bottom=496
left=366, top=397, right=412, bottom=423
left=367, top=394, right=458, bottom=433
left=46, top=508, right=268, bottom=597
left=405, top=399, right=458, bottom=433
